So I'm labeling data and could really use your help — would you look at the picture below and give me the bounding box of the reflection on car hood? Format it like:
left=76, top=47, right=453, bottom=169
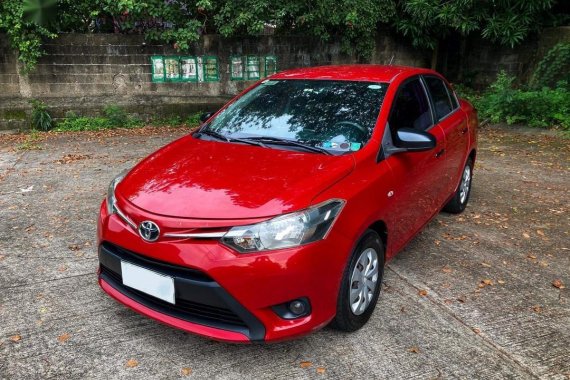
left=116, top=135, right=355, bottom=219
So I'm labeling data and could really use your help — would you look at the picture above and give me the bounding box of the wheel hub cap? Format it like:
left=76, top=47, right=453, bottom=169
left=459, top=165, right=471, bottom=204
left=349, top=248, right=379, bottom=315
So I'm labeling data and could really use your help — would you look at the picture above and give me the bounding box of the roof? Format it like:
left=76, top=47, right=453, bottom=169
left=270, top=65, right=436, bottom=83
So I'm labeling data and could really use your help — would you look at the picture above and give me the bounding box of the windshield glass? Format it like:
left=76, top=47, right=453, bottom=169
left=203, top=79, right=388, bottom=153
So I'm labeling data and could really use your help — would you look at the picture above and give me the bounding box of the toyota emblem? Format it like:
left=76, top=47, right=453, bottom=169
left=138, top=220, right=160, bottom=242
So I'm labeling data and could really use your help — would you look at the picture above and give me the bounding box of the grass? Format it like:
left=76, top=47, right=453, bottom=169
left=54, top=116, right=142, bottom=132
left=53, top=112, right=202, bottom=132
left=13, top=112, right=203, bottom=150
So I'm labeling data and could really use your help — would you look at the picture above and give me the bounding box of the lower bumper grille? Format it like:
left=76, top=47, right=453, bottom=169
left=98, top=243, right=265, bottom=341
left=100, top=266, right=246, bottom=327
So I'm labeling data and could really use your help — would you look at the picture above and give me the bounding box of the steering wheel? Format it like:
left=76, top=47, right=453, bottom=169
left=333, top=121, right=367, bottom=135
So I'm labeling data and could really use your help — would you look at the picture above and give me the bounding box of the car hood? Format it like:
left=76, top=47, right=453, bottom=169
left=117, top=135, right=355, bottom=219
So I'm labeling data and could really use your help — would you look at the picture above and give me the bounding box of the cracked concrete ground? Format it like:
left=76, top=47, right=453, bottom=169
left=0, top=126, right=568, bottom=379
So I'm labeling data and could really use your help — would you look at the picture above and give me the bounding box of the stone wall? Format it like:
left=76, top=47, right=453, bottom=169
left=1, top=27, right=569, bottom=131
left=0, top=35, right=26, bottom=131
left=0, top=33, right=429, bottom=131
left=455, top=27, right=570, bottom=88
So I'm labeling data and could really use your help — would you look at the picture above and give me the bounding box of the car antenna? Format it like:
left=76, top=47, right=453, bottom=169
left=389, top=55, right=394, bottom=65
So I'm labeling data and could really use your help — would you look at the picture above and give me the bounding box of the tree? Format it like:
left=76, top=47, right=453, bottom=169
left=0, top=0, right=56, bottom=71
left=0, top=0, right=566, bottom=72
left=393, top=0, right=558, bottom=69
left=212, top=0, right=397, bottom=61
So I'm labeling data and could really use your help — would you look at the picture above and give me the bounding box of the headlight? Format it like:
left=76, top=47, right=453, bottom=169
left=106, top=170, right=128, bottom=214
left=222, top=199, right=345, bottom=253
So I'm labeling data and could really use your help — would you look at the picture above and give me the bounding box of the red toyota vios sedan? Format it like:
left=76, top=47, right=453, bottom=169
left=97, top=65, right=478, bottom=343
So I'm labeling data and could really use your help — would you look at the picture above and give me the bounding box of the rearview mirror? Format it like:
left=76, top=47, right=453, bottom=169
left=394, top=128, right=436, bottom=152
left=200, top=112, right=214, bottom=123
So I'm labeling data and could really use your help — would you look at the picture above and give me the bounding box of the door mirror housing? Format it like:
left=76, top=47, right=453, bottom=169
left=379, top=124, right=438, bottom=162
left=200, top=112, right=214, bottom=123
left=394, top=128, right=436, bottom=152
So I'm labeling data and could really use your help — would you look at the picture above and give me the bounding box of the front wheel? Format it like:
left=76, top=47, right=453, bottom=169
left=330, top=230, right=385, bottom=332
left=443, top=158, right=473, bottom=214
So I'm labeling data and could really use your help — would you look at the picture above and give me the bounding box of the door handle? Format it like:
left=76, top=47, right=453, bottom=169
left=435, top=149, right=445, bottom=158
left=460, top=127, right=469, bottom=135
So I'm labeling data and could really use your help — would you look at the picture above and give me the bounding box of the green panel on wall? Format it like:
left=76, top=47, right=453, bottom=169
left=151, top=56, right=165, bottom=82
left=203, top=56, right=219, bottom=82
left=230, top=56, right=244, bottom=80
left=164, top=57, right=181, bottom=82
left=246, top=55, right=260, bottom=80
left=265, top=55, right=278, bottom=76
left=180, top=56, right=198, bottom=82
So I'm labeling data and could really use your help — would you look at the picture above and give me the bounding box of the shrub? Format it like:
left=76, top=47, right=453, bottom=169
left=453, top=84, right=478, bottom=103
left=29, top=99, right=52, bottom=131
left=55, top=105, right=143, bottom=131
left=148, top=113, right=203, bottom=128
left=64, top=110, right=79, bottom=120
left=103, top=105, right=129, bottom=127
left=476, top=71, right=570, bottom=130
left=186, top=112, right=202, bottom=127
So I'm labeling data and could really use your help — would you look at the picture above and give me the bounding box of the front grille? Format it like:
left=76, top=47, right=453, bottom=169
left=175, top=299, right=246, bottom=326
left=100, top=265, right=247, bottom=328
left=104, top=242, right=212, bottom=282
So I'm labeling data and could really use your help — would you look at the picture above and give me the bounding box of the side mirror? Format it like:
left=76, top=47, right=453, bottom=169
left=200, top=112, right=214, bottom=123
left=394, top=128, right=436, bottom=152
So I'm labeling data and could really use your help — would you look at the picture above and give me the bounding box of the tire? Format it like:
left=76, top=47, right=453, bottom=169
left=443, top=158, right=473, bottom=214
left=330, top=230, right=385, bottom=332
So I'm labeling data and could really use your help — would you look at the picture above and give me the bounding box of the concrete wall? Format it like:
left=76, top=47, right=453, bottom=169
left=1, top=27, right=569, bottom=131
left=0, top=33, right=429, bottom=131
left=458, top=27, right=570, bottom=87
left=0, top=35, right=27, bottom=131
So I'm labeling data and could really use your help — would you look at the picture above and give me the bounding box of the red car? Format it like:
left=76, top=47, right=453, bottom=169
left=97, top=65, right=478, bottom=343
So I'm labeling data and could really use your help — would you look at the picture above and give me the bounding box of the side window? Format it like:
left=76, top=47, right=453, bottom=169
left=424, top=76, right=453, bottom=120
left=389, top=79, right=433, bottom=132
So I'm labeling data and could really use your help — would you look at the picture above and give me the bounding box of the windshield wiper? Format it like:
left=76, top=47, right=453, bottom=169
left=197, top=129, right=267, bottom=148
left=197, top=129, right=230, bottom=142
left=244, top=137, right=333, bottom=155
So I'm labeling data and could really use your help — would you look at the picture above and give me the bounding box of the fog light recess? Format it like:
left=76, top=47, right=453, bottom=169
left=272, top=297, right=311, bottom=319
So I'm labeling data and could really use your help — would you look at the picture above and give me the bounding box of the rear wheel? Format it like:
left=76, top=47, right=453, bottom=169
left=443, top=158, right=473, bottom=214
left=330, top=230, right=385, bottom=332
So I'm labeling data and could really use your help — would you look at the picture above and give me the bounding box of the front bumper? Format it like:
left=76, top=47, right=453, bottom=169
left=99, top=242, right=265, bottom=341
left=97, top=201, right=353, bottom=342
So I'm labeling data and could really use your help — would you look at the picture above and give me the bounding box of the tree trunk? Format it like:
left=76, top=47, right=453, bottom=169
left=457, top=36, right=467, bottom=82
left=431, top=41, right=440, bottom=70
left=441, top=40, right=449, bottom=76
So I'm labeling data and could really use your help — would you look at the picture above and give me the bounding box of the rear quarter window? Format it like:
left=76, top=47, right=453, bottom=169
left=447, top=83, right=459, bottom=109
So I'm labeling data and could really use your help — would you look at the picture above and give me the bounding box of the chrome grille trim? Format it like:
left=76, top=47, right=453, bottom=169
left=113, top=204, right=137, bottom=230
left=112, top=205, right=226, bottom=239
left=163, top=231, right=226, bottom=239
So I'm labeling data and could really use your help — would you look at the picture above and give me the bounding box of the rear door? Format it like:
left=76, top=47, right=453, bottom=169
left=383, top=77, right=447, bottom=252
left=422, top=75, right=469, bottom=206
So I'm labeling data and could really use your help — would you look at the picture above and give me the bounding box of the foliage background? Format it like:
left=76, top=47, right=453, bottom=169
left=1, top=0, right=568, bottom=72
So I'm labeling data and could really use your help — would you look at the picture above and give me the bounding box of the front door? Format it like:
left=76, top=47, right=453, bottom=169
left=383, top=77, right=448, bottom=253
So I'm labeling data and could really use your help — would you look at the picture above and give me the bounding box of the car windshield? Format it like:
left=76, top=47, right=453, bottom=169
left=202, top=79, right=388, bottom=154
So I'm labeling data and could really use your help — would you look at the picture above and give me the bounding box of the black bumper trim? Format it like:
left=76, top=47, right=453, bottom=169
left=98, top=242, right=265, bottom=342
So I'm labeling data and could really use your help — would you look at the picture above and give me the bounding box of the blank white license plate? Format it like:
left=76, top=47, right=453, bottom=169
left=121, top=261, right=175, bottom=304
